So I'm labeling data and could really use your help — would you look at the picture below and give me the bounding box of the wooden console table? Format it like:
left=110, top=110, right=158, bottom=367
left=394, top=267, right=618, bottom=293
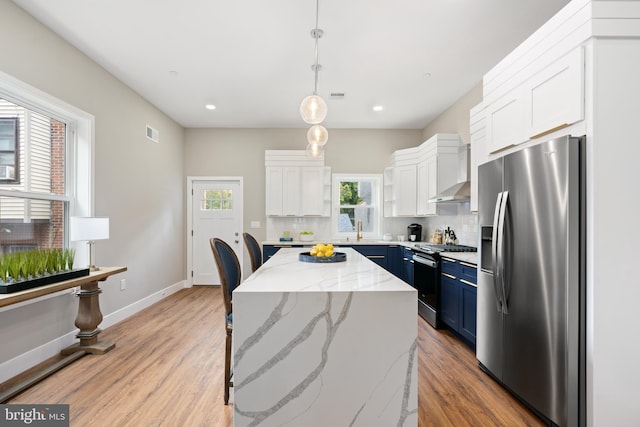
left=0, top=266, right=127, bottom=402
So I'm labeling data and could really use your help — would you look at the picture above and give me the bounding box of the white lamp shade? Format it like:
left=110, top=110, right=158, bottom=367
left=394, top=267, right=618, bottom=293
left=307, top=124, right=328, bottom=146
left=69, top=217, right=110, bottom=241
left=299, top=95, right=328, bottom=124
left=306, top=143, right=324, bottom=158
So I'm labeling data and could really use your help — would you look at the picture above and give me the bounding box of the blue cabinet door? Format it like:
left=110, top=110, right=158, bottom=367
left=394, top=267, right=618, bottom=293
left=440, top=274, right=460, bottom=330
left=460, top=283, right=477, bottom=345
left=386, top=245, right=402, bottom=278
left=262, top=245, right=303, bottom=263
left=401, top=247, right=414, bottom=286
left=351, top=245, right=387, bottom=269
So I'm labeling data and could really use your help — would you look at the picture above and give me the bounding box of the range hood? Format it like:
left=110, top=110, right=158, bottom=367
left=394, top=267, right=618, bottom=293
left=428, top=180, right=470, bottom=203
left=428, top=143, right=471, bottom=203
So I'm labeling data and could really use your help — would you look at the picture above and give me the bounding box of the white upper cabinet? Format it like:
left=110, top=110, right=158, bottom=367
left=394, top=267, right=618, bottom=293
left=265, top=150, right=330, bottom=217
left=300, top=166, right=328, bottom=216
left=484, top=47, right=585, bottom=155
left=526, top=47, right=584, bottom=139
left=485, top=87, right=527, bottom=155
left=469, top=102, right=486, bottom=213
left=481, top=0, right=588, bottom=159
left=387, top=134, right=464, bottom=217
left=394, top=164, right=417, bottom=216
left=265, top=166, right=284, bottom=216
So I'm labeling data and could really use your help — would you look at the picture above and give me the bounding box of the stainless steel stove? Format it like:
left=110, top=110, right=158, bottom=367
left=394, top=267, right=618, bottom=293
left=411, top=243, right=476, bottom=329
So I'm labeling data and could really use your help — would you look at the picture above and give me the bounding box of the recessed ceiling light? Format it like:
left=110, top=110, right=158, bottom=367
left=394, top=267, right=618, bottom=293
left=373, top=105, right=384, bottom=112
left=423, top=72, right=432, bottom=78
left=205, top=104, right=216, bottom=110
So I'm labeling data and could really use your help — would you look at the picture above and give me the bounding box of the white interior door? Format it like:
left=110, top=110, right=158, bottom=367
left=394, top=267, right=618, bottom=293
left=191, top=179, right=243, bottom=285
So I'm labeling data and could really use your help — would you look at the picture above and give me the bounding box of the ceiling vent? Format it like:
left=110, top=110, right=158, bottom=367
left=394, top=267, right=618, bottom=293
left=330, top=92, right=345, bottom=100
left=146, top=125, right=159, bottom=143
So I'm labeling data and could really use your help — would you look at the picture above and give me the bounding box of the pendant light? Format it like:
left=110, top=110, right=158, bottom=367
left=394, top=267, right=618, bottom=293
left=300, top=0, right=328, bottom=150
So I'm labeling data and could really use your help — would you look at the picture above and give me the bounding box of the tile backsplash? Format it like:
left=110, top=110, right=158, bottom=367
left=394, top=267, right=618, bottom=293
left=422, top=202, right=478, bottom=247
left=265, top=202, right=478, bottom=246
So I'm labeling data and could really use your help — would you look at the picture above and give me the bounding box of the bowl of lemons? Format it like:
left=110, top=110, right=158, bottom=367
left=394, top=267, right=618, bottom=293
left=299, top=243, right=346, bottom=263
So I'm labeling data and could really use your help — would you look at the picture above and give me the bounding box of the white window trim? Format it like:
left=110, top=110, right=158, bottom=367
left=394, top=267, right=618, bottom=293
left=332, top=173, right=382, bottom=240
left=0, top=70, right=94, bottom=266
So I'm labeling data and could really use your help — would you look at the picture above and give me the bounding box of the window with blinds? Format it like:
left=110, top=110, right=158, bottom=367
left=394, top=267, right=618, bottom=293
left=0, top=98, right=67, bottom=252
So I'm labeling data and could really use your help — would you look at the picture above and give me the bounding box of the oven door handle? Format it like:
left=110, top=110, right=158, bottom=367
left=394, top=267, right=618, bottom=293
left=412, top=254, right=437, bottom=268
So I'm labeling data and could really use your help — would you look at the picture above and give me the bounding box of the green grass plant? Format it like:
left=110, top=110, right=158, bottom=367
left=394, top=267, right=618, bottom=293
left=0, top=248, right=77, bottom=283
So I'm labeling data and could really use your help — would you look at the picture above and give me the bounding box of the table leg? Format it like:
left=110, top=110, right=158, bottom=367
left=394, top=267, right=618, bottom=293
left=61, top=279, right=115, bottom=355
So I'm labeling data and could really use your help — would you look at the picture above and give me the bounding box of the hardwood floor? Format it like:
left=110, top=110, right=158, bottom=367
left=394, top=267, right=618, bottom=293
left=3, top=287, right=543, bottom=426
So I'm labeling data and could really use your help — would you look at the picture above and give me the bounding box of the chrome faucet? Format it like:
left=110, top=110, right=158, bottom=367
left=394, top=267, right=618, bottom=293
left=356, top=219, right=363, bottom=241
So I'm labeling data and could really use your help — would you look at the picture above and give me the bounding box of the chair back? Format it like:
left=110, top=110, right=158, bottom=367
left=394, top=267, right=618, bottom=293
left=243, top=232, right=263, bottom=273
left=210, top=238, right=241, bottom=318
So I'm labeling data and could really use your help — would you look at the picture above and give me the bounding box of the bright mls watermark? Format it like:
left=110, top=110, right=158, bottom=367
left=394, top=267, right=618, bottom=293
left=1, top=405, right=69, bottom=426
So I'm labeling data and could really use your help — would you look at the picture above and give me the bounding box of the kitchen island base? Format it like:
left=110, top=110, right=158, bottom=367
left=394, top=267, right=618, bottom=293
left=233, top=248, right=417, bottom=427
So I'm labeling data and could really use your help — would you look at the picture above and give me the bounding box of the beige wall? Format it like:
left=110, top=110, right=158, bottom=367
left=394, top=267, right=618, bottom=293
left=422, top=82, right=482, bottom=144
left=185, top=128, right=422, bottom=243
left=0, top=1, right=185, bottom=370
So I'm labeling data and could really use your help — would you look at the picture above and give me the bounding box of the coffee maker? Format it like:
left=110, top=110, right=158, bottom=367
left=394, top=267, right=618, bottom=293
left=407, top=223, right=422, bottom=242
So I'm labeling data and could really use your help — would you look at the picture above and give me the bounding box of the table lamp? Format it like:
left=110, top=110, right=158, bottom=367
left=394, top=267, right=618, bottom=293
left=69, top=216, right=109, bottom=271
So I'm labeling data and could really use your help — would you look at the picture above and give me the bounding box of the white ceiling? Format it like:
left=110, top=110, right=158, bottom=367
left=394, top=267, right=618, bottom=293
left=12, top=0, right=570, bottom=130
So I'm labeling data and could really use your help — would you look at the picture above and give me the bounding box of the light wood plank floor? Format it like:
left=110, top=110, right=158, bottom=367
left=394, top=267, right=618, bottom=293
left=3, top=287, right=543, bottom=426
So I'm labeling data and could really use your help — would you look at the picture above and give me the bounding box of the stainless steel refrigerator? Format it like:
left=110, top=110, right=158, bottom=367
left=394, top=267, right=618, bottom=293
left=477, top=135, right=586, bottom=426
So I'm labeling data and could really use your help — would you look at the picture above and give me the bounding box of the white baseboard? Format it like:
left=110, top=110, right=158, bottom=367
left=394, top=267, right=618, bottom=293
left=0, top=280, right=187, bottom=384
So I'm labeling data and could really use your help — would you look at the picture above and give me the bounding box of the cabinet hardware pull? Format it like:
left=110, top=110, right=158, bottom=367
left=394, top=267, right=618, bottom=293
left=460, top=279, right=477, bottom=287
left=367, top=256, right=385, bottom=259
left=442, top=273, right=457, bottom=279
left=489, top=143, right=516, bottom=155
left=460, top=262, right=477, bottom=268
left=530, top=123, right=569, bottom=140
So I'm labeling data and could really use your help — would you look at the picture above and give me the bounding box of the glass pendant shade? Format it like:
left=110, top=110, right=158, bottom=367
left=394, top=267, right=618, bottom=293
left=306, top=143, right=324, bottom=158
left=307, top=124, right=328, bottom=146
left=300, top=95, right=328, bottom=124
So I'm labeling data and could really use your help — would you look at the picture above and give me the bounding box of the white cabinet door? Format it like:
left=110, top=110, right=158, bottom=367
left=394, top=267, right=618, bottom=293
left=527, top=47, right=584, bottom=139
left=425, top=155, right=438, bottom=216
left=282, top=167, right=300, bottom=216
left=486, top=88, right=526, bottom=155
left=416, top=160, right=429, bottom=216
left=265, top=167, right=284, bottom=216
left=469, top=102, right=486, bottom=213
left=300, top=166, right=324, bottom=216
left=395, top=165, right=417, bottom=216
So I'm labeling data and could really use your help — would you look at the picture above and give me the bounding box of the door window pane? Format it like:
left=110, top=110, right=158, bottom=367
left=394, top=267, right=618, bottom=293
left=200, top=189, right=233, bottom=211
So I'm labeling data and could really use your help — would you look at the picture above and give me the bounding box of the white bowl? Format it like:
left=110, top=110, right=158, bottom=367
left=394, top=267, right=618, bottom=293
left=299, top=234, right=314, bottom=242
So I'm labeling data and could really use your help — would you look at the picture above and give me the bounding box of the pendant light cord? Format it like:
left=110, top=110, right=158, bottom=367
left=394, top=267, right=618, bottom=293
left=313, top=0, right=320, bottom=95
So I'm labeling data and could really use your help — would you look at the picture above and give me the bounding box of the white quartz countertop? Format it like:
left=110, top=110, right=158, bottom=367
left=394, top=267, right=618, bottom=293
left=236, top=247, right=416, bottom=293
left=262, top=240, right=412, bottom=246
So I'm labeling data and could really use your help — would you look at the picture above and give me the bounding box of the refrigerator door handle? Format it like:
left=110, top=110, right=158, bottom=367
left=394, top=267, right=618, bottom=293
left=491, top=192, right=504, bottom=313
left=497, top=190, right=509, bottom=314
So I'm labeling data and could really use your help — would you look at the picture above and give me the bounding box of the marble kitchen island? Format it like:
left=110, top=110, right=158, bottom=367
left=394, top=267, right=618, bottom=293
left=233, top=247, right=417, bottom=427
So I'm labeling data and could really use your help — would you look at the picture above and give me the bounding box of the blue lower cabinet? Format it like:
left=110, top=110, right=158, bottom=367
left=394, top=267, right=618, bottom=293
left=386, top=245, right=402, bottom=278
left=350, top=245, right=387, bottom=269
left=262, top=245, right=304, bottom=263
left=401, top=247, right=414, bottom=286
left=440, top=257, right=477, bottom=347
left=263, top=243, right=406, bottom=280
left=440, top=273, right=460, bottom=330
left=460, top=284, right=477, bottom=344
